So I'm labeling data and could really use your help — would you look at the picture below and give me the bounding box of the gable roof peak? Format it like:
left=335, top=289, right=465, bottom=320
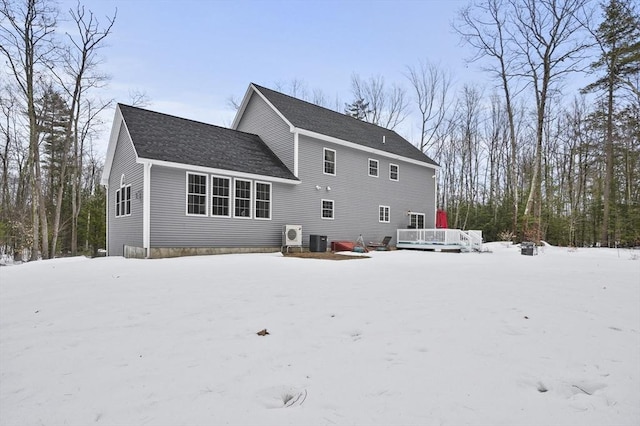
left=248, top=83, right=438, bottom=167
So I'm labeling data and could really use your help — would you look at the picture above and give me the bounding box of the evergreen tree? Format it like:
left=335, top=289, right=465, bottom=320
left=38, top=88, right=71, bottom=208
left=344, top=98, right=371, bottom=121
left=583, top=0, right=640, bottom=246
left=37, top=88, right=72, bottom=257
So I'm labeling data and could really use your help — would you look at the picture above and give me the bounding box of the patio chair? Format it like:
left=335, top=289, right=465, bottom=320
left=367, top=236, right=392, bottom=251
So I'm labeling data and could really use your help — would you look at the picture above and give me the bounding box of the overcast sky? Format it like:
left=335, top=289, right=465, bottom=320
left=57, top=0, right=487, bottom=156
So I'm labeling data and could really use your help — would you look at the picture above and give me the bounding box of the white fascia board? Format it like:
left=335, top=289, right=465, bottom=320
left=230, top=85, right=253, bottom=130
left=100, top=106, right=123, bottom=186
left=231, top=84, right=295, bottom=132
left=100, top=105, right=141, bottom=186
left=138, top=158, right=300, bottom=185
left=295, top=128, right=440, bottom=170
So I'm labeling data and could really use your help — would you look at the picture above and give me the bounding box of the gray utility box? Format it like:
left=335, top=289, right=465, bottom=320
left=521, top=241, right=535, bottom=256
left=309, top=235, right=327, bottom=252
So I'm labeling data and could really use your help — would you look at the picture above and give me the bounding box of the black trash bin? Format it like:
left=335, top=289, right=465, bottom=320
left=309, top=235, right=327, bottom=252
left=521, top=241, right=535, bottom=256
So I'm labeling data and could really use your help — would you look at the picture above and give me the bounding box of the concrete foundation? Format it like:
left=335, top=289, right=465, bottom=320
left=124, top=246, right=281, bottom=259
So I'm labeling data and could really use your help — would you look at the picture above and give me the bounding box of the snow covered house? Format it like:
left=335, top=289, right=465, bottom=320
left=100, top=83, right=439, bottom=258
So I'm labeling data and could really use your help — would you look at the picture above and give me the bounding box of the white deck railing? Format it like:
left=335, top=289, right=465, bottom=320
left=396, top=229, right=483, bottom=252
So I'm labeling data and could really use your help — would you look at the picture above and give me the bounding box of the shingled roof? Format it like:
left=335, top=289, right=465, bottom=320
left=251, top=84, right=439, bottom=167
left=118, top=104, right=298, bottom=181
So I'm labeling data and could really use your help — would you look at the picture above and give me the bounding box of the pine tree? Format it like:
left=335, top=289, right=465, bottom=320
left=583, top=0, right=640, bottom=246
left=37, top=88, right=72, bottom=257
left=344, top=98, right=371, bottom=121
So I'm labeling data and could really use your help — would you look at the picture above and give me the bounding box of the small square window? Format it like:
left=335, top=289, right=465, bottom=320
left=321, top=199, right=334, bottom=219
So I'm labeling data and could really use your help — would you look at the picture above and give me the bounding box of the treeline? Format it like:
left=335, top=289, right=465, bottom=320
left=1, top=0, right=115, bottom=260
left=446, top=0, right=640, bottom=246
left=1, top=0, right=638, bottom=262
left=320, top=0, right=639, bottom=247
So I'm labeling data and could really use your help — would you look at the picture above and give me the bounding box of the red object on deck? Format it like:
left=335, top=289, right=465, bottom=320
left=436, top=210, right=448, bottom=228
left=331, top=241, right=355, bottom=252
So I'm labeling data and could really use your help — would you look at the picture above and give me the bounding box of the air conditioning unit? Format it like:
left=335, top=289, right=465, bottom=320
left=283, top=225, right=302, bottom=246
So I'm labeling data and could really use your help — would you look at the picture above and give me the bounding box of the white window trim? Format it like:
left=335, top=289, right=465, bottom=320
left=211, top=175, right=232, bottom=218
left=321, top=199, right=335, bottom=220
left=410, top=212, right=426, bottom=229
left=115, top=183, right=131, bottom=218
left=186, top=172, right=208, bottom=216
left=323, top=147, right=336, bottom=176
left=368, top=158, right=379, bottom=177
left=389, top=163, right=399, bottom=181
left=254, top=180, right=272, bottom=221
left=233, top=178, right=253, bottom=219
left=379, top=205, right=390, bottom=223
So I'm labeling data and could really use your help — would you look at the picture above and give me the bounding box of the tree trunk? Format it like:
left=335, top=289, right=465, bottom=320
left=601, top=80, right=615, bottom=247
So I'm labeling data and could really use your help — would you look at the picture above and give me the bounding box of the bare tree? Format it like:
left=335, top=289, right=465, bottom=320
left=510, top=0, right=592, bottom=242
left=60, top=3, right=115, bottom=256
left=1, top=0, right=58, bottom=259
left=128, top=89, right=150, bottom=107
left=455, top=0, right=523, bottom=235
left=274, top=78, right=308, bottom=101
left=405, top=61, right=452, bottom=153
left=349, top=74, right=408, bottom=130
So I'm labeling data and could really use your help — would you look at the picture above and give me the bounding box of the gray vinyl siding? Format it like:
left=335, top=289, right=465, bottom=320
left=235, top=92, right=294, bottom=173
left=107, top=125, right=144, bottom=256
left=149, top=166, right=292, bottom=247
left=288, top=134, right=436, bottom=245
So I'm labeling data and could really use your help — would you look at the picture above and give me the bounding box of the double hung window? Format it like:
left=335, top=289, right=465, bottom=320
left=234, top=179, right=252, bottom=218
left=389, top=164, right=399, bottom=181
left=211, top=176, right=230, bottom=217
left=321, top=199, right=334, bottom=219
left=369, top=159, right=379, bottom=177
left=187, top=173, right=208, bottom=215
left=255, top=182, right=271, bottom=219
left=324, top=148, right=336, bottom=175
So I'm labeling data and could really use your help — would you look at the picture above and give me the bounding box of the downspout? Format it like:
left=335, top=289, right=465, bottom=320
left=104, top=184, right=109, bottom=255
left=293, top=131, right=299, bottom=177
left=143, top=162, right=152, bottom=258
left=433, top=170, right=438, bottom=228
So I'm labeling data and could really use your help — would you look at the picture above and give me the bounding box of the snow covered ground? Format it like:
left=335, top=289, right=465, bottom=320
left=1, top=243, right=639, bottom=426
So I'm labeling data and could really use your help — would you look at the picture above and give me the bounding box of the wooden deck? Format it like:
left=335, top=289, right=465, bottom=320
left=396, top=229, right=483, bottom=252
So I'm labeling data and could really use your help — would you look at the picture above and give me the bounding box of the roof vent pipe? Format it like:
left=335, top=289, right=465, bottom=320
left=383, top=135, right=386, bottom=144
